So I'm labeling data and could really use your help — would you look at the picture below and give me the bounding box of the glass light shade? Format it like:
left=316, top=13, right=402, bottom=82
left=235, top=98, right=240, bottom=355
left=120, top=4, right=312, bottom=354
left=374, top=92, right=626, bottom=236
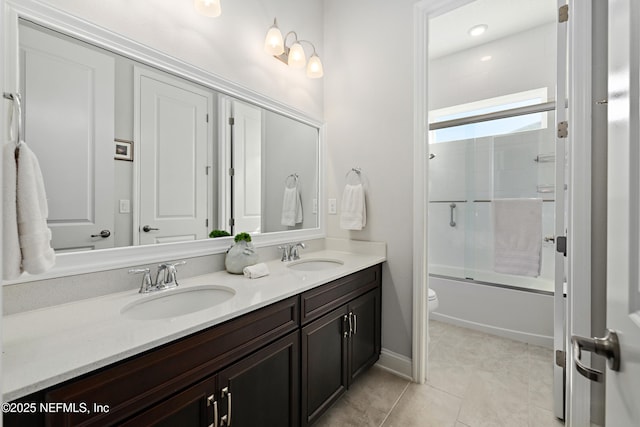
left=194, top=0, right=221, bottom=18
left=306, top=54, right=324, bottom=78
left=287, top=42, right=306, bottom=68
left=264, top=25, right=284, bottom=56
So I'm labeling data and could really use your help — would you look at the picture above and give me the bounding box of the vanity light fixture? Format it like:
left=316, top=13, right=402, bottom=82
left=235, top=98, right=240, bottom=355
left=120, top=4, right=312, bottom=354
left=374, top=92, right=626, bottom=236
left=263, top=18, right=324, bottom=78
left=468, top=24, right=488, bottom=37
left=194, top=0, right=221, bottom=17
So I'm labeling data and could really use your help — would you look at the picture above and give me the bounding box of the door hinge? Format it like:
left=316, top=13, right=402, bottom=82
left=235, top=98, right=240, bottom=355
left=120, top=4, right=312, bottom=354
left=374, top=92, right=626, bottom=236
left=205, top=166, right=211, bottom=175
left=555, top=350, right=566, bottom=368
left=556, top=236, right=567, bottom=257
left=559, top=4, right=569, bottom=23
left=557, top=121, right=568, bottom=139
left=229, top=218, right=235, bottom=227
left=206, top=218, right=209, bottom=227
left=206, top=113, right=209, bottom=123
left=229, top=117, right=235, bottom=126
left=229, top=167, right=235, bottom=176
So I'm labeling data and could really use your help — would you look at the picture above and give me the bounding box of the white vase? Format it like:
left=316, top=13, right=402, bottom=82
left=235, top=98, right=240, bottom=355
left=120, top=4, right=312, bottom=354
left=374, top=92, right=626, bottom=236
left=225, top=240, right=259, bottom=274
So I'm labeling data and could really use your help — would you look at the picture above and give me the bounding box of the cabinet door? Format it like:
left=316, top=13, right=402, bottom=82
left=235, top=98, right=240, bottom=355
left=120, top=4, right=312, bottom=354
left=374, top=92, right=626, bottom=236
left=348, top=289, right=381, bottom=383
left=301, top=305, right=349, bottom=426
left=217, top=332, right=299, bottom=427
left=120, top=375, right=218, bottom=427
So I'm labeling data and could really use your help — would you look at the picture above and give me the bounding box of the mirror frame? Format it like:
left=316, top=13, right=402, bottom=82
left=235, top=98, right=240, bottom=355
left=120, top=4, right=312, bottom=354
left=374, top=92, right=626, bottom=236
left=2, top=0, right=326, bottom=284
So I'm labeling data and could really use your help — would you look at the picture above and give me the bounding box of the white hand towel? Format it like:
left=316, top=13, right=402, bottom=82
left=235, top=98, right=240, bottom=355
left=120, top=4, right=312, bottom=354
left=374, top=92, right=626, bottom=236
left=243, top=262, right=270, bottom=279
left=3, top=143, right=21, bottom=280
left=5, top=142, right=56, bottom=279
left=493, top=198, right=542, bottom=277
left=281, top=186, right=303, bottom=226
left=340, top=183, right=366, bottom=230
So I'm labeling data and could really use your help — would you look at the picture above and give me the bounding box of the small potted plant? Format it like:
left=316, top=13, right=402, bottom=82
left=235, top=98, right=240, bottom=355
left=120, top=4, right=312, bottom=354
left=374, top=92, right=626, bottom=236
left=209, top=229, right=231, bottom=238
left=225, top=232, right=259, bottom=274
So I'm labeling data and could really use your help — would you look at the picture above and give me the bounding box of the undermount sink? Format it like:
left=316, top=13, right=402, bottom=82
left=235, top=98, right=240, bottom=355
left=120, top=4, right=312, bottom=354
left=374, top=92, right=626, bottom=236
left=287, top=258, right=344, bottom=272
left=121, top=285, right=235, bottom=320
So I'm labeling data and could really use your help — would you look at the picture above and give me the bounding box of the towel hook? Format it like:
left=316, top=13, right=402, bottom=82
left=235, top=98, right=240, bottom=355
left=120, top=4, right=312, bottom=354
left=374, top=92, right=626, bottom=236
left=285, top=173, right=299, bottom=188
left=345, top=167, right=363, bottom=184
left=3, top=92, right=23, bottom=147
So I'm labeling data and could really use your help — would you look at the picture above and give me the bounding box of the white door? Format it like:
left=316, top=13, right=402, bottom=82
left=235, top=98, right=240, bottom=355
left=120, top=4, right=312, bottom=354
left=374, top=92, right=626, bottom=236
left=135, top=68, right=212, bottom=245
left=602, top=0, right=640, bottom=424
left=231, top=100, right=262, bottom=234
left=20, top=24, right=115, bottom=251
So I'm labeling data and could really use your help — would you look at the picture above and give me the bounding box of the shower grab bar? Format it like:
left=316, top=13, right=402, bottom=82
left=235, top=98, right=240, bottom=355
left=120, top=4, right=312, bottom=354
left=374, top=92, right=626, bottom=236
left=429, top=100, right=558, bottom=131
left=449, top=203, right=456, bottom=227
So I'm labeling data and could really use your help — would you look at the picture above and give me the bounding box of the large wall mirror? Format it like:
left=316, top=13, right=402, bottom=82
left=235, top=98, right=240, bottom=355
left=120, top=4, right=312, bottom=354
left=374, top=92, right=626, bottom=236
left=3, top=2, right=323, bottom=281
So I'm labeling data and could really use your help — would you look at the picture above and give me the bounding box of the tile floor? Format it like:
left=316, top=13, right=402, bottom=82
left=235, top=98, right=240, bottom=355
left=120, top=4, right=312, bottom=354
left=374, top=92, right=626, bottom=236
left=315, top=320, right=565, bottom=427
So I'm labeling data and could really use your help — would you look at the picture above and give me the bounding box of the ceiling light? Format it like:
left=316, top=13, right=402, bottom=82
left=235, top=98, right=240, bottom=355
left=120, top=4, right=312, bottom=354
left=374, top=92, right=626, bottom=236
left=194, top=0, right=221, bottom=17
left=468, top=24, right=488, bottom=37
left=481, top=55, right=492, bottom=62
left=264, top=18, right=324, bottom=79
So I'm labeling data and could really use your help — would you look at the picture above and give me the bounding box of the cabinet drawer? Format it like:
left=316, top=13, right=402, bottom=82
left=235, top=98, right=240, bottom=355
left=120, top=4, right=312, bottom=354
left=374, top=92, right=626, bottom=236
left=300, top=264, right=381, bottom=325
left=44, top=296, right=299, bottom=426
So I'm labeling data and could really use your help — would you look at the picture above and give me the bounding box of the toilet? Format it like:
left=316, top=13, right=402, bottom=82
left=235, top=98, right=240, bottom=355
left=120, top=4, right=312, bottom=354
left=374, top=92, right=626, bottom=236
left=428, top=288, right=439, bottom=313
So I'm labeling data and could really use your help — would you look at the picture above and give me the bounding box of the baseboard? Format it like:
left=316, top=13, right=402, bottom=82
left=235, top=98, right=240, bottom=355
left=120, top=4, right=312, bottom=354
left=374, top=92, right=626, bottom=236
left=431, top=312, right=554, bottom=348
left=376, top=348, right=413, bottom=380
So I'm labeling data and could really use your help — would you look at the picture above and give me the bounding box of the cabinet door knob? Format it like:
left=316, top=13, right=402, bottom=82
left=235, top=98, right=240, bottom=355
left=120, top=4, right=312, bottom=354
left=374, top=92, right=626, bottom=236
left=142, top=225, right=159, bottom=232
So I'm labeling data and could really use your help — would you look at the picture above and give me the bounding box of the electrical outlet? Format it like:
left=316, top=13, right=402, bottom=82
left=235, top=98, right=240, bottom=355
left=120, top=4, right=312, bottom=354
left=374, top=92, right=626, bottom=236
left=119, top=199, right=130, bottom=214
left=328, top=198, right=337, bottom=214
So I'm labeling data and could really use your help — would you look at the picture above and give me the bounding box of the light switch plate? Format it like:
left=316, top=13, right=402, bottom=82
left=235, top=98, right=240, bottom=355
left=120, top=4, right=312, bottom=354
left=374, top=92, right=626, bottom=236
left=328, top=198, right=337, bottom=214
left=119, top=199, right=130, bottom=213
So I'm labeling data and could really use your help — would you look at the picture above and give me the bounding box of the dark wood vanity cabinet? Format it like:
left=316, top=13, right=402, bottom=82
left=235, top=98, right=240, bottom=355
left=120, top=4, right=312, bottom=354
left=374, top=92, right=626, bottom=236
left=301, top=265, right=382, bottom=426
left=4, top=263, right=382, bottom=427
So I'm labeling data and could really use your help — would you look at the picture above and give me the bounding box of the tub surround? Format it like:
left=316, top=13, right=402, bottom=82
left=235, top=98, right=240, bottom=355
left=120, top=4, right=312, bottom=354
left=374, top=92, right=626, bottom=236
left=2, top=238, right=385, bottom=401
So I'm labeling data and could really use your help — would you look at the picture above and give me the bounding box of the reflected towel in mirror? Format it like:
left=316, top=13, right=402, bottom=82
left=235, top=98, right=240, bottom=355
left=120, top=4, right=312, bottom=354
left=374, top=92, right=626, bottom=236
left=281, top=185, right=303, bottom=226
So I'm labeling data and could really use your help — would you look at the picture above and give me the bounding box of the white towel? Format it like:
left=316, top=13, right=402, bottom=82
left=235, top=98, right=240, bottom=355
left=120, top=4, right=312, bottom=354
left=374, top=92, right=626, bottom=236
left=243, top=262, right=270, bottom=279
left=281, top=186, right=303, bottom=226
left=340, top=183, right=366, bottom=230
left=3, top=143, right=21, bottom=279
left=2, top=142, right=55, bottom=280
left=493, top=198, right=542, bottom=277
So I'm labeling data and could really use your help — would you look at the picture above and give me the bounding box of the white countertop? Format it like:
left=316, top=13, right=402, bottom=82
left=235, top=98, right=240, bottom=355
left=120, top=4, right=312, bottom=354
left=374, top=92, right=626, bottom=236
left=2, top=245, right=385, bottom=401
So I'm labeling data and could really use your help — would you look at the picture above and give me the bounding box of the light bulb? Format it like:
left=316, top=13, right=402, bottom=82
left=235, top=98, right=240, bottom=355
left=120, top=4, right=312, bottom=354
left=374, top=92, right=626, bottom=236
left=468, top=24, right=488, bottom=37
left=306, top=53, right=324, bottom=78
left=194, top=0, right=221, bottom=18
left=287, top=42, right=306, bottom=69
left=264, top=20, right=284, bottom=55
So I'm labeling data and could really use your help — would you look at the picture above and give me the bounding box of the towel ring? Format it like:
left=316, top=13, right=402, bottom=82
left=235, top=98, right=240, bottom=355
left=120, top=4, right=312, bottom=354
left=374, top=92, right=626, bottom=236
left=285, top=173, right=299, bottom=188
left=345, top=167, right=362, bottom=184
left=3, top=92, right=23, bottom=147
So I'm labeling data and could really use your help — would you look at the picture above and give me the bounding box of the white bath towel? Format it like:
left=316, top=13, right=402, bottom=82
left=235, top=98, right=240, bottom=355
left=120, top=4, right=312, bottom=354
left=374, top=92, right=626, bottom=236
left=340, top=183, right=366, bottom=230
left=2, top=142, right=55, bottom=280
left=243, top=262, right=270, bottom=279
left=493, top=198, right=542, bottom=277
left=281, top=186, right=303, bottom=226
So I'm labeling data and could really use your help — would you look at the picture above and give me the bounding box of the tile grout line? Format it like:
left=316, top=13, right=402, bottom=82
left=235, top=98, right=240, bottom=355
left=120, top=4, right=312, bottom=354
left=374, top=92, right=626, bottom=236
left=378, top=380, right=411, bottom=427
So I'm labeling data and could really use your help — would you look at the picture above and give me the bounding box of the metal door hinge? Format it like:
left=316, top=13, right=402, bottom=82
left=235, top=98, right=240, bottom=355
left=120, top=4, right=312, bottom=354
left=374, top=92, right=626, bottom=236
left=206, top=113, right=209, bottom=123
left=559, top=4, right=569, bottom=23
left=557, top=121, right=568, bottom=138
left=556, top=236, right=567, bottom=257
left=229, top=117, right=235, bottom=126
left=228, top=167, right=235, bottom=176
left=555, top=350, right=566, bottom=368
left=206, top=218, right=209, bottom=227
left=229, top=218, right=235, bottom=227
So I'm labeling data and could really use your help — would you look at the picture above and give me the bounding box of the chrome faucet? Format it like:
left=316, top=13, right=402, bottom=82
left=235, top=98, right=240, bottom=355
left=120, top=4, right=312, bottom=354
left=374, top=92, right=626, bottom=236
left=129, top=261, right=186, bottom=293
left=278, top=242, right=305, bottom=262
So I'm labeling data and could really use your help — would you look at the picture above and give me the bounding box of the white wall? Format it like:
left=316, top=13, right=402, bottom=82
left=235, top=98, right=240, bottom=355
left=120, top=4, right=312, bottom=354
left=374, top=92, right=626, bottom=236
left=324, top=0, right=417, bottom=358
left=429, top=22, right=556, bottom=110
left=39, top=0, right=324, bottom=119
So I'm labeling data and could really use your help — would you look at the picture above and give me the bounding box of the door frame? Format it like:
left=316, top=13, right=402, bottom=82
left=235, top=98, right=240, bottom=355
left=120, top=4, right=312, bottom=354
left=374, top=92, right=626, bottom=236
left=412, top=7, right=595, bottom=426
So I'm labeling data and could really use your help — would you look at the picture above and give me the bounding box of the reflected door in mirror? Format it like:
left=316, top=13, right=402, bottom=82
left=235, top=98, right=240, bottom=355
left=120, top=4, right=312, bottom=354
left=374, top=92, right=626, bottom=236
left=136, top=68, right=213, bottom=245
left=20, top=25, right=115, bottom=252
